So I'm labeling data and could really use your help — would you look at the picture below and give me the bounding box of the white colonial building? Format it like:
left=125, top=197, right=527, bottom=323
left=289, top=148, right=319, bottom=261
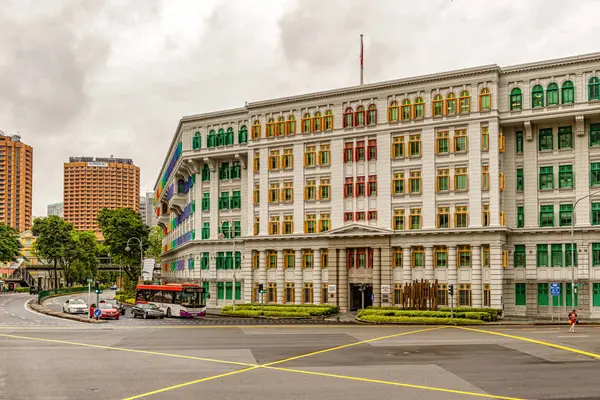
left=154, top=53, right=600, bottom=316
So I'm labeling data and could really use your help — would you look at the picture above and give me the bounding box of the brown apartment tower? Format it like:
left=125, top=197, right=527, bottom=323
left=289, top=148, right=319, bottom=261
left=64, top=157, right=140, bottom=238
left=0, top=133, right=32, bottom=232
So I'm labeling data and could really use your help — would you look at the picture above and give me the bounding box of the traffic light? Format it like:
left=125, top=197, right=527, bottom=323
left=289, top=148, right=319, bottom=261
left=258, top=283, right=263, bottom=292
left=448, top=284, right=454, bottom=296
left=94, top=280, right=100, bottom=290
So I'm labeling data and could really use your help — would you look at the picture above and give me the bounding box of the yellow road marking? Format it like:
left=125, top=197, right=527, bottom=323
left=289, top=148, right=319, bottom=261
left=455, top=326, right=600, bottom=360
left=264, top=326, right=446, bottom=366
left=264, top=365, right=525, bottom=400
left=0, top=333, right=256, bottom=368
left=122, top=366, right=260, bottom=400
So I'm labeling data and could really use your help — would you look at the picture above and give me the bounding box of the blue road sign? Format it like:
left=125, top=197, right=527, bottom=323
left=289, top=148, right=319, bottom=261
left=550, top=283, right=561, bottom=296
left=370, top=293, right=375, bottom=302
left=94, top=308, right=102, bottom=318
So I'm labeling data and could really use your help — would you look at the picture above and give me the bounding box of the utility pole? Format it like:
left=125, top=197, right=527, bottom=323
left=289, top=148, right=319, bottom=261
left=449, top=284, right=454, bottom=319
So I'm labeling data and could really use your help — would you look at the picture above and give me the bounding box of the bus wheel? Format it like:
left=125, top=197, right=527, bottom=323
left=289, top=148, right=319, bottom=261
left=166, top=308, right=171, bottom=318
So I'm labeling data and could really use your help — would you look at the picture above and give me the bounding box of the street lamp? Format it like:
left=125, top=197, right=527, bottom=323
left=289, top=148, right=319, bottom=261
left=219, top=222, right=238, bottom=312
left=570, top=189, right=600, bottom=309
left=126, top=237, right=144, bottom=281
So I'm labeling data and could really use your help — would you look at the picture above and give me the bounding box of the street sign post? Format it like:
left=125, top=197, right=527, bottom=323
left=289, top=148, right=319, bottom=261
left=550, top=283, right=561, bottom=297
left=94, top=308, right=102, bottom=319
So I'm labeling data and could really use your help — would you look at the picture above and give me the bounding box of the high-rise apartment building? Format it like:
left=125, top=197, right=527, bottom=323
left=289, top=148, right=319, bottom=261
left=143, top=191, right=157, bottom=227
left=153, top=52, right=600, bottom=317
left=47, top=202, right=63, bottom=218
left=64, top=157, right=140, bottom=238
left=139, top=196, right=147, bottom=222
left=0, top=133, right=32, bottom=232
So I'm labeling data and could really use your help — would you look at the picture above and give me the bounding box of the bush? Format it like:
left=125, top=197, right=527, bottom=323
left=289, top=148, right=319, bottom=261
left=226, top=303, right=338, bottom=316
left=262, top=311, right=310, bottom=318
left=367, top=306, right=502, bottom=321
left=15, top=287, right=31, bottom=293
left=358, top=314, right=485, bottom=325
left=222, top=309, right=262, bottom=317
left=358, top=309, right=492, bottom=322
left=124, top=298, right=135, bottom=304
left=222, top=306, right=313, bottom=318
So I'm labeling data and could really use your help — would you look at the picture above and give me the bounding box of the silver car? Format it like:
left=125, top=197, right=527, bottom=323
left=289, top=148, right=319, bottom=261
left=62, top=298, right=88, bottom=314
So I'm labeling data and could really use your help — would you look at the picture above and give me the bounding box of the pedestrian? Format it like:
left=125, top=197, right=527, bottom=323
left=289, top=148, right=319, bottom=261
left=568, top=309, right=577, bottom=333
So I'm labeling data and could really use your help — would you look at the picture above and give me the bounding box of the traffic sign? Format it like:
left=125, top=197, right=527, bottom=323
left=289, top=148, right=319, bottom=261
left=370, top=293, right=375, bottom=302
left=87, top=278, right=93, bottom=283
left=550, top=283, right=561, bottom=296
left=576, top=283, right=585, bottom=287
left=93, top=309, right=102, bottom=318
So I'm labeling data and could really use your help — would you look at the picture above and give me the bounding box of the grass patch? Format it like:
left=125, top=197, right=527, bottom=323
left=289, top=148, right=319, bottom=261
left=358, top=314, right=485, bottom=325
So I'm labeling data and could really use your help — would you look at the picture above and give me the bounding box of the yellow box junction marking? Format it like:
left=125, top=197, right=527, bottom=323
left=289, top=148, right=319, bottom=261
left=455, top=326, right=600, bottom=360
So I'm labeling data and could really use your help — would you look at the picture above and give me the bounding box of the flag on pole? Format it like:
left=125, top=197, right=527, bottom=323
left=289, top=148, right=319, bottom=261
left=359, top=34, right=364, bottom=85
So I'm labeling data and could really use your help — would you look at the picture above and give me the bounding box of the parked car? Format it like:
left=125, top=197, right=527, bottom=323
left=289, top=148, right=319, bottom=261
left=62, top=298, right=88, bottom=314
left=29, top=286, right=39, bottom=295
left=131, top=303, right=165, bottom=319
left=109, top=285, right=118, bottom=290
left=92, top=302, right=121, bottom=320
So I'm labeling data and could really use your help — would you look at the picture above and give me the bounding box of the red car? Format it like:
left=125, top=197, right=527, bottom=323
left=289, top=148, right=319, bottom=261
left=92, top=303, right=120, bottom=320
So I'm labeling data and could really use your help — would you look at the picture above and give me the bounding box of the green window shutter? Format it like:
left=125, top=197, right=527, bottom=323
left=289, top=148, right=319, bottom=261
left=517, top=206, right=524, bottom=228
left=590, top=124, right=600, bottom=147
left=592, top=202, right=600, bottom=225
left=537, top=284, right=549, bottom=306
left=565, top=243, right=578, bottom=267
left=539, top=205, right=554, bottom=227
left=561, top=81, right=574, bottom=104
left=516, top=169, right=524, bottom=191
left=235, top=251, right=241, bottom=269
left=515, top=131, right=524, bottom=153
left=235, top=282, right=242, bottom=300
left=515, top=283, right=526, bottom=306
left=558, top=126, right=573, bottom=149
left=202, top=222, right=210, bottom=240
left=514, top=245, right=526, bottom=267
left=539, top=166, right=554, bottom=190
left=559, top=204, right=573, bottom=227
left=538, top=129, right=553, bottom=151
left=202, top=193, right=210, bottom=211
left=238, top=126, right=248, bottom=144
left=593, top=243, right=600, bottom=266
left=558, top=165, right=573, bottom=188
left=202, top=164, right=210, bottom=181
left=566, top=284, right=578, bottom=307
left=551, top=244, right=563, bottom=267
left=593, top=283, right=600, bottom=307
left=226, top=128, right=234, bottom=145
left=591, top=163, right=600, bottom=186
left=547, top=83, right=559, bottom=105
left=531, top=85, right=544, bottom=108
left=217, top=282, right=225, bottom=300
left=510, top=88, right=522, bottom=110
left=536, top=244, right=548, bottom=267
left=233, top=221, right=241, bottom=237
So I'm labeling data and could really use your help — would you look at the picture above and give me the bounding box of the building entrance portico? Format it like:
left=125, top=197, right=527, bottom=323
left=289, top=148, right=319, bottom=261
left=349, top=283, right=373, bottom=311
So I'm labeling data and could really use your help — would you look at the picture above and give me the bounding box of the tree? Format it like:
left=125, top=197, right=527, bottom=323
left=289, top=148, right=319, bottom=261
left=0, top=223, right=22, bottom=263
left=145, top=226, right=162, bottom=262
left=32, top=216, right=73, bottom=288
left=63, top=231, right=98, bottom=285
left=97, top=208, right=150, bottom=281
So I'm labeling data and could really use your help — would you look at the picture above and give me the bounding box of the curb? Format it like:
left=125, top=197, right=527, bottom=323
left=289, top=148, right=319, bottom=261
left=30, top=301, right=107, bottom=324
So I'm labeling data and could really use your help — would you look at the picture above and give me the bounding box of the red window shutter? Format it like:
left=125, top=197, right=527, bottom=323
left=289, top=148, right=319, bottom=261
left=343, top=149, right=347, bottom=163
left=368, top=249, right=374, bottom=268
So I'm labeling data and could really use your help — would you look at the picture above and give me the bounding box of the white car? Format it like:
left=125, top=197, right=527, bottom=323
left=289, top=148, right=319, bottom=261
left=62, top=298, right=88, bottom=314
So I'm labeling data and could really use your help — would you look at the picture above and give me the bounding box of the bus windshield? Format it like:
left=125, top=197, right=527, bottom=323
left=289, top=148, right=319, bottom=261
left=180, top=289, right=203, bottom=307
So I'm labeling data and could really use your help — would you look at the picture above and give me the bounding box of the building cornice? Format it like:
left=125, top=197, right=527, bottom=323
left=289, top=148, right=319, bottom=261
left=500, top=52, right=600, bottom=75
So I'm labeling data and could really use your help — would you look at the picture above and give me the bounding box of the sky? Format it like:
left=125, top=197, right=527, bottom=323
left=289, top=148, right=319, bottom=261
left=1, top=0, right=598, bottom=217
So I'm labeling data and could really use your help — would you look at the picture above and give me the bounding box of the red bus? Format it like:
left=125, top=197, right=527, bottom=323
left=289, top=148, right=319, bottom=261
left=135, top=283, right=206, bottom=317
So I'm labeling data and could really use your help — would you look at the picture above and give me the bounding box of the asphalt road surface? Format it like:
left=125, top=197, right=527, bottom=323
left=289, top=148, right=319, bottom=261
left=2, top=293, right=600, bottom=399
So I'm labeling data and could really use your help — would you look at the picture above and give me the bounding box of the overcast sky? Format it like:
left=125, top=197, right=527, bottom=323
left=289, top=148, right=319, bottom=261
left=1, top=0, right=598, bottom=217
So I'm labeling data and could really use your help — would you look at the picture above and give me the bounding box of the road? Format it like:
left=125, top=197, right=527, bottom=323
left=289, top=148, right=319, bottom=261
left=2, top=293, right=600, bottom=399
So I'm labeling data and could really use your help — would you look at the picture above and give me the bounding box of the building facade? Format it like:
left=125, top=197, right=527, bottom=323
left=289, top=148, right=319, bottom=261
left=0, top=133, right=32, bottom=232
left=153, top=53, right=600, bottom=317
left=47, top=202, right=63, bottom=218
left=144, top=191, right=157, bottom=227
left=64, top=157, right=140, bottom=238
left=140, top=195, right=147, bottom=224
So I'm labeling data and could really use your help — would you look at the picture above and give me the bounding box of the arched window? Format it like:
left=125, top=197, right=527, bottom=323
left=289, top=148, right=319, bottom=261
left=459, top=91, right=470, bottom=113
left=413, top=97, right=424, bottom=119
left=266, top=118, right=276, bottom=137
left=432, top=95, right=443, bottom=116
left=312, top=111, right=322, bottom=132
left=445, top=93, right=457, bottom=115
left=287, top=115, right=296, bottom=135
left=192, top=131, right=201, bottom=150
left=217, top=128, right=225, bottom=146
left=510, top=88, right=522, bottom=110
left=479, top=88, right=491, bottom=111
left=401, top=99, right=411, bottom=120
left=278, top=117, right=286, bottom=135
left=355, top=105, right=365, bottom=126
left=367, top=104, right=377, bottom=125
left=343, top=107, right=353, bottom=128
left=177, top=179, right=185, bottom=194
left=301, top=113, right=311, bottom=133
left=238, top=125, right=248, bottom=144
left=251, top=120, right=261, bottom=140
left=220, top=221, right=231, bottom=239
left=589, top=77, right=600, bottom=101
left=207, top=129, right=217, bottom=147
left=561, top=81, right=574, bottom=104
left=532, top=85, right=544, bottom=108
left=226, top=127, right=234, bottom=145
left=546, top=83, right=559, bottom=105
left=388, top=101, right=399, bottom=122
left=324, top=110, right=333, bottom=130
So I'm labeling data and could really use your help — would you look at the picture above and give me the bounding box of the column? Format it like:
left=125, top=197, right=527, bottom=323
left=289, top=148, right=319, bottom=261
left=490, top=244, right=504, bottom=309
left=487, top=119, right=501, bottom=226
left=276, top=249, right=284, bottom=304
left=313, top=249, right=322, bottom=304
left=329, top=248, right=338, bottom=307
left=259, top=150, right=269, bottom=235
left=242, top=248, right=253, bottom=303
left=448, top=245, right=458, bottom=294
left=523, top=122, right=538, bottom=228
left=575, top=115, right=591, bottom=226
left=294, top=249, right=303, bottom=304
left=258, top=250, right=267, bottom=288
left=402, top=246, right=412, bottom=284
left=424, top=245, right=434, bottom=282
left=209, top=162, right=219, bottom=238
left=292, top=142, right=305, bottom=233
left=373, top=247, right=381, bottom=307
left=421, top=126, right=436, bottom=228
left=338, top=249, right=348, bottom=311
left=472, top=245, right=483, bottom=307
left=380, top=246, right=392, bottom=306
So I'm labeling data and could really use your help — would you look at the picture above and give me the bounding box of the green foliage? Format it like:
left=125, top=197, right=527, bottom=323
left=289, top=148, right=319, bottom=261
left=0, top=223, right=22, bottom=263
left=145, top=226, right=162, bottom=262
left=358, top=315, right=485, bottom=325
left=221, top=304, right=338, bottom=317
left=15, top=287, right=31, bottom=293
left=32, top=217, right=99, bottom=286
left=366, top=306, right=502, bottom=321
left=358, top=309, right=492, bottom=322
left=97, top=208, right=150, bottom=279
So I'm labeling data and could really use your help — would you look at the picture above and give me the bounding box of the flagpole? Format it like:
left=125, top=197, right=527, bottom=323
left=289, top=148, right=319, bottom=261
left=360, top=34, right=364, bottom=85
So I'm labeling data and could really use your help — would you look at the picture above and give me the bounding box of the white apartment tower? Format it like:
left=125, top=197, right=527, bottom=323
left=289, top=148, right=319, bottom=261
left=153, top=53, right=600, bottom=317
